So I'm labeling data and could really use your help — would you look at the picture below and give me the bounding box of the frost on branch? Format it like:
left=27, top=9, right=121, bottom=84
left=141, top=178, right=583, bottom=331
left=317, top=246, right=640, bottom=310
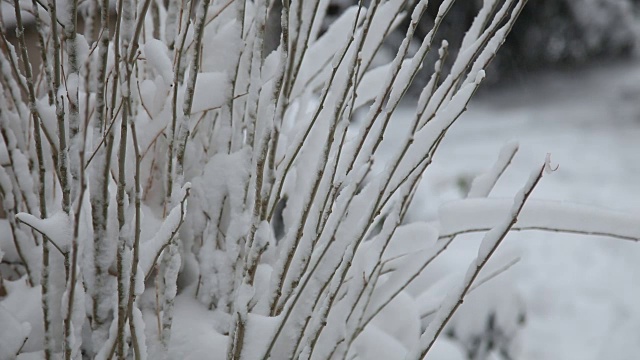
left=1, top=0, right=638, bottom=359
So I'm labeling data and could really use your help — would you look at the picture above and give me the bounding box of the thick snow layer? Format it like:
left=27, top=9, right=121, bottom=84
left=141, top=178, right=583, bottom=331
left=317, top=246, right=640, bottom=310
left=15, top=211, right=72, bottom=251
left=369, top=291, right=421, bottom=352
left=0, top=304, right=30, bottom=358
left=155, top=295, right=227, bottom=360
left=0, top=220, right=16, bottom=261
left=143, top=40, right=174, bottom=83
left=425, top=338, right=467, bottom=360
left=139, top=183, right=191, bottom=276
left=189, top=72, right=228, bottom=114
left=1, top=281, right=51, bottom=354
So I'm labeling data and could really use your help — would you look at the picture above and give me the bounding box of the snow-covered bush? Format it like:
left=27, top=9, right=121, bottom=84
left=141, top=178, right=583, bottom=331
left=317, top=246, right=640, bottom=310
left=1, top=0, right=639, bottom=359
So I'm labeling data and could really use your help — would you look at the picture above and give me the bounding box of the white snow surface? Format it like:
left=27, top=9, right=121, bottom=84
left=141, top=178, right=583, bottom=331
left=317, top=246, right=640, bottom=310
left=0, top=303, right=30, bottom=358
left=143, top=40, right=174, bottom=84
left=189, top=72, right=228, bottom=114
left=152, top=295, right=227, bottom=360
left=15, top=211, right=72, bottom=251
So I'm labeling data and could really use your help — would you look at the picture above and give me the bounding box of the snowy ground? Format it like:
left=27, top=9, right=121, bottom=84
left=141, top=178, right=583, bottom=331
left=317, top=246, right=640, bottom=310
left=393, top=60, right=640, bottom=360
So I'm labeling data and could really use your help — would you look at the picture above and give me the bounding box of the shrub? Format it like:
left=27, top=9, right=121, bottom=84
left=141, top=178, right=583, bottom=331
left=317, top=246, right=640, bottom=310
left=0, top=0, right=637, bottom=359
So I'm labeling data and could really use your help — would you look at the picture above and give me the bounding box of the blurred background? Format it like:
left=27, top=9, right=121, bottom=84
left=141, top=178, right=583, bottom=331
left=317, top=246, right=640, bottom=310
left=324, top=0, right=640, bottom=85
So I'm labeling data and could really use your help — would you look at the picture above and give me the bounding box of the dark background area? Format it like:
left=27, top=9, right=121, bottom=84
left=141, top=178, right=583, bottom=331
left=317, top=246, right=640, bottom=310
left=325, top=0, right=640, bottom=86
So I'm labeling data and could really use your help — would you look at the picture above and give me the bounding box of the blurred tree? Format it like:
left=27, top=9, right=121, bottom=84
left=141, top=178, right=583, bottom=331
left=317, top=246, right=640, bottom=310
left=499, top=0, right=640, bottom=73
left=324, top=0, right=640, bottom=82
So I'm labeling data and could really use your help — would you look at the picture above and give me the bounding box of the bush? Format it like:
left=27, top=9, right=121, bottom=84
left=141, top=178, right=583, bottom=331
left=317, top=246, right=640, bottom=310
left=0, top=0, right=637, bottom=359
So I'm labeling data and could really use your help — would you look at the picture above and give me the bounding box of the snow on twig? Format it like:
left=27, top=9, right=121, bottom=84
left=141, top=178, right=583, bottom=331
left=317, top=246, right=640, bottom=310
left=410, top=161, right=545, bottom=360
left=140, top=183, right=191, bottom=279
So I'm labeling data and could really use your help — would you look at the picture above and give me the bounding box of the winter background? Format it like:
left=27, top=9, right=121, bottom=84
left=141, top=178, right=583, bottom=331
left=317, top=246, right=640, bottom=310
left=2, top=0, right=640, bottom=359
left=321, top=1, right=640, bottom=359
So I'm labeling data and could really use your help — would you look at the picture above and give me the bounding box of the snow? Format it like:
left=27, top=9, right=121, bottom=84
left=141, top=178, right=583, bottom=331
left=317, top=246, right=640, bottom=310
left=379, top=222, right=439, bottom=266
left=388, top=71, right=485, bottom=193
left=0, top=304, right=30, bottom=359
left=120, top=0, right=135, bottom=42
left=544, top=152, right=558, bottom=175
left=134, top=264, right=145, bottom=295
left=95, top=318, right=118, bottom=360
left=358, top=0, right=405, bottom=69
left=354, top=59, right=412, bottom=110
left=16, top=352, right=45, bottom=360
left=467, top=141, right=519, bottom=198
left=15, top=211, right=72, bottom=251
left=2, top=1, right=640, bottom=358
left=201, top=20, right=243, bottom=73
left=439, top=198, right=640, bottom=241
left=143, top=40, right=174, bottom=83
left=369, top=291, right=420, bottom=352
left=132, top=307, right=148, bottom=360
left=11, top=149, right=39, bottom=217
left=425, top=338, right=467, bottom=360
left=475, top=164, right=542, bottom=265
left=392, top=60, right=640, bottom=360
left=0, top=168, right=14, bottom=212
left=159, top=295, right=227, bottom=360
left=189, top=72, right=229, bottom=114
left=350, top=324, right=407, bottom=360
left=1, top=282, right=51, bottom=354
left=292, top=5, right=362, bottom=97
left=139, top=183, right=191, bottom=276
left=239, top=313, right=279, bottom=359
